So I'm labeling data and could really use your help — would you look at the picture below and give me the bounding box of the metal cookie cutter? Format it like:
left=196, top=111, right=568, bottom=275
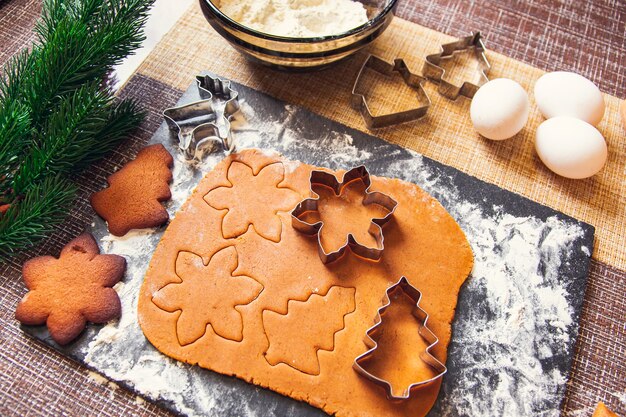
left=352, top=55, right=431, bottom=129
left=196, top=74, right=241, bottom=153
left=291, top=166, right=398, bottom=264
left=353, top=277, right=447, bottom=400
left=163, top=99, right=222, bottom=160
left=423, top=31, right=491, bottom=100
left=163, top=74, right=241, bottom=160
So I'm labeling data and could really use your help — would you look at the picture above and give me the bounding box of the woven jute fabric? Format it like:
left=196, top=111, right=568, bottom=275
left=0, top=1, right=624, bottom=416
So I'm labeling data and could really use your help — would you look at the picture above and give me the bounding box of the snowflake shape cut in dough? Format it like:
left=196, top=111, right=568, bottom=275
left=204, top=161, right=299, bottom=243
left=152, top=246, right=263, bottom=346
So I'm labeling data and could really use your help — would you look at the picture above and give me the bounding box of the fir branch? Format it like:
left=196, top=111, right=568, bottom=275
left=0, top=99, right=30, bottom=192
left=0, top=175, right=76, bottom=259
left=0, top=49, right=34, bottom=103
left=11, top=85, right=144, bottom=194
left=3, top=0, right=153, bottom=129
left=77, top=98, right=145, bottom=167
left=0, top=0, right=153, bottom=256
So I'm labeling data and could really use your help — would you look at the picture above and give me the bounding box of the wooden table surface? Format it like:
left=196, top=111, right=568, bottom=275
left=0, top=0, right=624, bottom=416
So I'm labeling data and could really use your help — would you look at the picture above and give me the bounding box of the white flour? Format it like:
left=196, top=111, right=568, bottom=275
left=81, top=91, right=590, bottom=417
left=216, top=0, right=369, bottom=37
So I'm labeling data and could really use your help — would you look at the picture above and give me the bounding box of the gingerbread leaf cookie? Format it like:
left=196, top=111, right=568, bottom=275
left=90, top=144, right=173, bottom=236
left=204, top=161, right=299, bottom=243
left=15, top=233, right=125, bottom=345
left=152, top=246, right=263, bottom=345
left=262, top=286, right=356, bottom=375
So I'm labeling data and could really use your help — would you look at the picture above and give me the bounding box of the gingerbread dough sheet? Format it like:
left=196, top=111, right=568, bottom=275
left=138, top=149, right=473, bottom=417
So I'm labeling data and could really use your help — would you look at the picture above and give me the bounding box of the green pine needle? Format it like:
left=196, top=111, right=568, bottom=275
left=11, top=84, right=113, bottom=193
left=78, top=98, right=145, bottom=167
left=0, top=0, right=154, bottom=256
left=0, top=176, right=76, bottom=259
left=0, top=99, right=30, bottom=190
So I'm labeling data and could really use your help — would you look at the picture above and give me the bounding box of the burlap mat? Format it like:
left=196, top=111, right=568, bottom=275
left=1, top=1, right=624, bottom=416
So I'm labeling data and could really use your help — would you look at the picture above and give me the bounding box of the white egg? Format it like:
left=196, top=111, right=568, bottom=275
left=534, top=71, right=605, bottom=126
left=470, top=78, right=530, bottom=140
left=535, top=116, right=607, bottom=179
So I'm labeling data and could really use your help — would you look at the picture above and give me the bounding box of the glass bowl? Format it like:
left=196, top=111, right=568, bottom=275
left=198, top=0, right=399, bottom=71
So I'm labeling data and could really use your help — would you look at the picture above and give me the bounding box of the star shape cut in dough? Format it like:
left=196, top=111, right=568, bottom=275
left=204, top=161, right=299, bottom=243
left=152, top=246, right=262, bottom=346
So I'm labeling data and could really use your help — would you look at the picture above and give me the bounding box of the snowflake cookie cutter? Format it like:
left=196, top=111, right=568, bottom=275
left=291, top=166, right=398, bottom=264
left=353, top=277, right=447, bottom=400
left=351, top=55, right=431, bottom=129
left=422, top=31, right=491, bottom=100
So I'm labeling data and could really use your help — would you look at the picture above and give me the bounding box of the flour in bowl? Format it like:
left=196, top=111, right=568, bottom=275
left=216, top=0, right=369, bottom=38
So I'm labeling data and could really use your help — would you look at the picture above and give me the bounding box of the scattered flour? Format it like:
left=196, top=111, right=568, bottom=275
left=88, top=370, right=108, bottom=385
left=382, top=151, right=585, bottom=417
left=216, top=0, right=369, bottom=37
left=79, top=84, right=589, bottom=417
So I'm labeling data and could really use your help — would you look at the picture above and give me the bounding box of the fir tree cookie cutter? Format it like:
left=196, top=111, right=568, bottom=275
left=291, top=166, right=398, bottom=264
left=353, top=277, right=447, bottom=400
left=163, top=74, right=241, bottom=160
left=351, top=55, right=431, bottom=129
left=422, top=31, right=491, bottom=100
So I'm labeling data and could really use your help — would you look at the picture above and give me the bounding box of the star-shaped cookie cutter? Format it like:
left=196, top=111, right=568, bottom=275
left=163, top=74, right=241, bottom=160
left=353, top=277, right=447, bottom=400
left=352, top=55, right=431, bottom=129
left=291, top=166, right=398, bottom=264
left=422, top=31, right=491, bottom=100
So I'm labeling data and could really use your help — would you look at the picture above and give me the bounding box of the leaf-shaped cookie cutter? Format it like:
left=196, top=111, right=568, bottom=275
left=291, top=166, right=398, bottom=264
left=353, top=276, right=447, bottom=400
left=422, top=31, right=491, bottom=100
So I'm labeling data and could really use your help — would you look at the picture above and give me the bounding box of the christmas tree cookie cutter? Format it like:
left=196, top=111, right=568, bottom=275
left=353, top=276, right=447, bottom=400
left=291, top=166, right=398, bottom=264
left=163, top=74, right=241, bottom=160
left=351, top=55, right=431, bottom=129
left=422, top=31, right=491, bottom=100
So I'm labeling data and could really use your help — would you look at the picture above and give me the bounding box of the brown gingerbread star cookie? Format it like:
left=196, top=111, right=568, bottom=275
left=15, top=233, right=126, bottom=345
left=91, top=144, right=173, bottom=236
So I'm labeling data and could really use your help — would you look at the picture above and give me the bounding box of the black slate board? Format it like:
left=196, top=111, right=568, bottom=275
left=23, top=74, right=594, bottom=417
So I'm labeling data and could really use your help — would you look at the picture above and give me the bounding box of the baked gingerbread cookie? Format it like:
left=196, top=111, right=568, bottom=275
left=593, top=402, right=622, bottom=417
left=15, top=233, right=125, bottom=345
left=91, top=144, right=173, bottom=236
left=138, top=149, right=474, bottom=417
